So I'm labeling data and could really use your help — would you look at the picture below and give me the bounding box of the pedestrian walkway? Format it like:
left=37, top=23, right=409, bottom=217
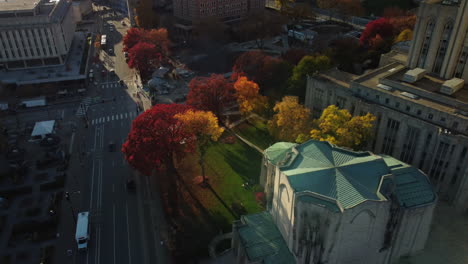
left=75, top=97, right=101, bottom=117
left=100, top=82, right=120, bottom=89
left=90, top=110, right=138, bottom=125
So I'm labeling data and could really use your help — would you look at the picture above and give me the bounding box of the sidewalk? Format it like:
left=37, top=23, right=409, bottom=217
left=52, top=123, right=83, bottom=264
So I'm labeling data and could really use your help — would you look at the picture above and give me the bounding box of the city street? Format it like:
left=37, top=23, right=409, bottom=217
left=53, top=6, right=168, bottom=264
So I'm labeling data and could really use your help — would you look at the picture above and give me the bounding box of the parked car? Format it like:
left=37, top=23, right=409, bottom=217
left=40, top=135, right=60, bottom=147
left=124, top=52, right=128, bottom=58
left=108, top=142, right=116, bottom=152
left=126, top=178, right=135, bottom=191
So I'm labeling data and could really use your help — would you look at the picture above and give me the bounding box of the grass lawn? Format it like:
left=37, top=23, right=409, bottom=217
left=232, top=117, right=277, bottom=150
left=177, top=130, right=264, bottom=234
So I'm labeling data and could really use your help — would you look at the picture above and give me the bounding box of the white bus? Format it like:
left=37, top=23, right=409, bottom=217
left=75, top=211, right=90, bottom=251
left=101, top=35, right=107, bottom=48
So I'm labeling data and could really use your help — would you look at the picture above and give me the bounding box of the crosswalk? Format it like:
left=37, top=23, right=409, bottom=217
left=100, top=82, right=120, bottom=89
left=76, top=97, right=102, bottom=117
left=91, top=111, right=138, bottom=125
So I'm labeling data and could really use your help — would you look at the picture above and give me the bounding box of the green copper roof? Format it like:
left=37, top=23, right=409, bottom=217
left=381, top=155, right=436, bottom=208
left=238, top=211, right=295, bottom=264
left=264, top=142, right=297, bottom=164
left=264, top=140, right=436, bottom=211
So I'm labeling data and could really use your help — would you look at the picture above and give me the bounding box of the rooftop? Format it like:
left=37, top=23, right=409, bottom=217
left=351, top=62, right=468, bottom=117
left=264, top=140, right=436, bottom=211
left=0, top=0, right=40, bottom=11
left=0, top=31, right=87, bottom=85
left=236, top=212, right=295, bottom=264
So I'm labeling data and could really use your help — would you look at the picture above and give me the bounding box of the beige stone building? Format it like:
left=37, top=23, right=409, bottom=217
left=232, top=140, right=436, bottom=264
left=0, top=0, right=77, bottom=69
left=305, top=0, right=468, bottom=212
left=173, top=0, right=265, bottom=23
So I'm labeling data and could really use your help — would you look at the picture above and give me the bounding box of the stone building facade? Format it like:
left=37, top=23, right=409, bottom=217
left=232, top=141, right=436, bottom=264
left=173, top=0, right=265, bottom=23
left=305, top=0, right=468, bottom=212
left=0, top=0, right=77, bottom=69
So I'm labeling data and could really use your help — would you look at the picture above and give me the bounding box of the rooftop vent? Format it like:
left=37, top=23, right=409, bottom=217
left=377, top=83, right=393, bottom=91
left=402, top=68, right=426, bottom=83
left=400, top=92, right=419, bottom=100
left=440, top=78, right=464, bottom=95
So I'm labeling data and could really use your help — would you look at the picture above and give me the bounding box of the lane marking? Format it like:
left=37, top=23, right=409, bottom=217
left=113, top=204, right=116, bottom=264
left=120, top=114, right=123, bottom=119
left=69, top=132, right=75, bottom=154
left=111, top=115, right=114, bottom=121
left=126, top=202, right=132, bottom=264
left=107, top=116, right=110, bottom=122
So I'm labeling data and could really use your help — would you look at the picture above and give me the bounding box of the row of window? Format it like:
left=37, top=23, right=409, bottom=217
left=0, top=28, right=58, bottom=60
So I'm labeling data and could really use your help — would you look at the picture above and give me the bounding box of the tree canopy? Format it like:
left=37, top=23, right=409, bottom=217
left=268, top=96, right=311, bottom=142
left=288, top=55, right=332, bottom=98
left=310, top=105, right=376, bottom=150
left=127, top=42, right=162, bottom=80
left=186, top=74, right=235, bottom=118
left=360, top=18, right=394, bottom=47
left=233, top=77, right=268, bottom=116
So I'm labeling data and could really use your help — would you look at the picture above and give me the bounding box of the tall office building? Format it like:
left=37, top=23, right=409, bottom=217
left=0, top=0, right=77, bottom=69
left=173, top=0, right=265, bottom=23
left=305, top=0, right=468, bottom=212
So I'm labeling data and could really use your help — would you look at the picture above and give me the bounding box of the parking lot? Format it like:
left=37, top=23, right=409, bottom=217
left=0, top=106, right=76, bottom=264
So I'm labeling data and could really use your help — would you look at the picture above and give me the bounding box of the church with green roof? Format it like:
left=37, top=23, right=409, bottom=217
left=232, top=140, right=436, bottom=264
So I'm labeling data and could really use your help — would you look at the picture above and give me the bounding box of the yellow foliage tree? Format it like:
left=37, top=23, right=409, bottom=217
left=394, top=29, right=413, bottom=43
left=233, top=77, right=268, bottom=116
left=175, top=110, right=224, bottom=184
left=268, top=96, right=311, bottom=143
left=310, top=105, right=376, bottom=150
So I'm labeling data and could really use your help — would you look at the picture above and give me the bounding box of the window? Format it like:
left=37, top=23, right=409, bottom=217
left=336, top=96, right=346, bottom=108
left=428, top=113, right=433, bottom=120
left=418, top=19, right=436, bottom=68
left=382, top=118, right=400, bottom=155
left=453, top=121, right=459, bottom=129
left=375, top=95, right=380, bottom=100
left=440, top=117, right=446, bottom=122
left=417, top=110, right=422, bottom=115
left=433, top=21, right=454, bottom=74
left=395, top=102, right=400, bottom=108
left=454, top=30, right=468, bottom=78
left=385, top=98, right=389, bottom=104
left=406, top=106, right=411, bottom=112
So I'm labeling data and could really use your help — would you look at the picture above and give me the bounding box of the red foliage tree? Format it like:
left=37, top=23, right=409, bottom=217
left=282, top=48, right=309, bottom=66
left=232, top=50, right=269, bottom=83
left=145, top=28, right=170, bottom=58
left=123, top=28, right=145, bottom=52
left=122, top=104, right=194, bottom=215
left=186, top=74, right=235, bottom=118
left=127, top=42, right=162, bottom=80
left=360, top=18, right=394, bottom=47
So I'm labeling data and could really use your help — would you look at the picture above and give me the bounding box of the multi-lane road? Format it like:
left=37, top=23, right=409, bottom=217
left=71, top=7, right=167, bottom=264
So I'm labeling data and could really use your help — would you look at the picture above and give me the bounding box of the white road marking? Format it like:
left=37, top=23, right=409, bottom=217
left=126, top=202, right=132, bottom=264
left=111, top=115, right=114, bottom=121
left=124, top=113, right=128, bottom=118
left=68, top=132, right=75, bottom=154
left=113, top=204, right=116, bottom=264
left=107, top=116, right=110, bottom=122
left=120, top=114, right=123, bottom=119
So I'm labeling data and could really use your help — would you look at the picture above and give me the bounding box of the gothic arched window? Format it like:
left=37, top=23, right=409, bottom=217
left=433, top=20, right=454, bottom=74
left=417, top=18, right=436, bottom=68
left=454, top=31, right=468, bottom=78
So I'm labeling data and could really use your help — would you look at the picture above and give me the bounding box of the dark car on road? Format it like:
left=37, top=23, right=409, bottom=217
left=126, top=178, right=135, bottom=191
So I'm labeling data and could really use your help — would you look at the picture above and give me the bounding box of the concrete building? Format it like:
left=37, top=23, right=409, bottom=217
left=0, top=0, right=77, bottom=70
left=232, top=140, right=436, bottom=264
left=304, top=0, right=468, bottom=212
left=173, top=0, right=265, bottom=23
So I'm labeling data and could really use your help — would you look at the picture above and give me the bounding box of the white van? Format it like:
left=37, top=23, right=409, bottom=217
left=75, top=212, right=90, bottom=251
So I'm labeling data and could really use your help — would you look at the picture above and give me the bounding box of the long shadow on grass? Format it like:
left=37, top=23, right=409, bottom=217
left=221, top=144, right=262, bottom=183
left=206, top=183, right=239, bottom=219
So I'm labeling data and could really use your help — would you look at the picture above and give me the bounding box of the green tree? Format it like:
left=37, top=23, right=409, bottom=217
left=268, top=96, right=311, bottom=142
left=288, top=55, right=332, bottom=99
left=310, top=105, right=376, bottom=150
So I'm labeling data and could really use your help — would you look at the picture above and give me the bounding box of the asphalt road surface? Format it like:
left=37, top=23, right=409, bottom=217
left=72, top=9, right=165, bottom=264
